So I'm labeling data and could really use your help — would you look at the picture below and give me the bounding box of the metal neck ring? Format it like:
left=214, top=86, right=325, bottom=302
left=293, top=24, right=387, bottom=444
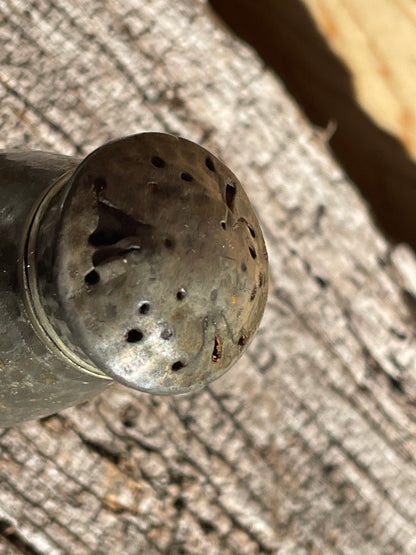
left=19, top=172, right=110, bottom=380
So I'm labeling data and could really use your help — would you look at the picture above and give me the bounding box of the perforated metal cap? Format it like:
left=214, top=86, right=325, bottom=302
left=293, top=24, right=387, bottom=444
left=33, top=133, right=269, bottom=394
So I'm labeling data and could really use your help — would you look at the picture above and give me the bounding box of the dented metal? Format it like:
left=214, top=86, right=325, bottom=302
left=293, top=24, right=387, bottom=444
left=0, top=133, right=269, bottom=426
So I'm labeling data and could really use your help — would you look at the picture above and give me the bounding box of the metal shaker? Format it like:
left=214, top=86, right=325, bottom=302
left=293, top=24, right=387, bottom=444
left=0, top=133, right=269, bottom=426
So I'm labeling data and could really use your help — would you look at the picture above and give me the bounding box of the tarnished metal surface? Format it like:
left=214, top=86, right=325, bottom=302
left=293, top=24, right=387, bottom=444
left=52, top=133, right=269, bottom=393
left=0, top=133, right=269, bottom=425
left=0, top=151, right=111, bottom=427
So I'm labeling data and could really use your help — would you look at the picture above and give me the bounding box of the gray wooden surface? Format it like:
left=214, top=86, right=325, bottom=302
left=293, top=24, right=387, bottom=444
left=1, top=1, right=416, bottom=553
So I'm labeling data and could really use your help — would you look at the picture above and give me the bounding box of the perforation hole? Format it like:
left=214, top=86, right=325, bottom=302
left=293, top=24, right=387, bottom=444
left=226, top=183, right=237, bottom=211
left=139, top=302, right=150, bottom=315
left=126, top=329, right=143, bottom=343
left=151, top=156, right=166, bottom=168
left=248, top=224, right=256, bottom=238
left=176, top=288, right=186, bottom=301
left=172, top=361, right=186, bottom=371
left=249, top=246, right=257, bottom=259
left=205, top=157, right=215, bottom=171
left=84, top=269, right=100, bottom=285
left=181, top=172, right=193, bottom=182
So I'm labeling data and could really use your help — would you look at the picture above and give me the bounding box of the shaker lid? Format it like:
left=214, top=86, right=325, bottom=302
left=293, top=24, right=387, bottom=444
left=34, top=133, right=269, bottom=394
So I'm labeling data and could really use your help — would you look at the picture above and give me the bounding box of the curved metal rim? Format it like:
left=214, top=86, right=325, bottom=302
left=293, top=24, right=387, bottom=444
left=19, top=171, right=111, bottom=381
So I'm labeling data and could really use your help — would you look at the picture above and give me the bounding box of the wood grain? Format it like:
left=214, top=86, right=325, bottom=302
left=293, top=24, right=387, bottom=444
left=1, top=0, right=416, bottom=553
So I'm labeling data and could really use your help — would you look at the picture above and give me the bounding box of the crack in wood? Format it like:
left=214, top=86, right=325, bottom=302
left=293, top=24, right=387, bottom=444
left=0, top=520, right=41, bottom=555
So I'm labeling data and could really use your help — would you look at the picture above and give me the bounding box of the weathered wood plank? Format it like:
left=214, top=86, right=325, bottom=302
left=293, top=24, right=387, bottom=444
left=1, top=0, right=416, bottom=553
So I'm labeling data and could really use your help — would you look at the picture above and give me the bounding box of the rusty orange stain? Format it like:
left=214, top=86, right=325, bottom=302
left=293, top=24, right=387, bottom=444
left=212, top=334, right=223, bottom=362
left=379, top=62, right=392, bottom=81
left=316, top=1, right=338, bottom=39
left=231, top=296, right=237, bottom=304
left=399, top=107, right=415, bottom=151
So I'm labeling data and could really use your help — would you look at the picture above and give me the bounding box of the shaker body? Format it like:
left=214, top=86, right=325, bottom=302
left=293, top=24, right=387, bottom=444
left=0, top=151, right=111, bottom=427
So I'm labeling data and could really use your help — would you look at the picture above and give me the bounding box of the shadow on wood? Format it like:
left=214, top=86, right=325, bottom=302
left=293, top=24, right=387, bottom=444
left=209, top=0, right=416, bottom=250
